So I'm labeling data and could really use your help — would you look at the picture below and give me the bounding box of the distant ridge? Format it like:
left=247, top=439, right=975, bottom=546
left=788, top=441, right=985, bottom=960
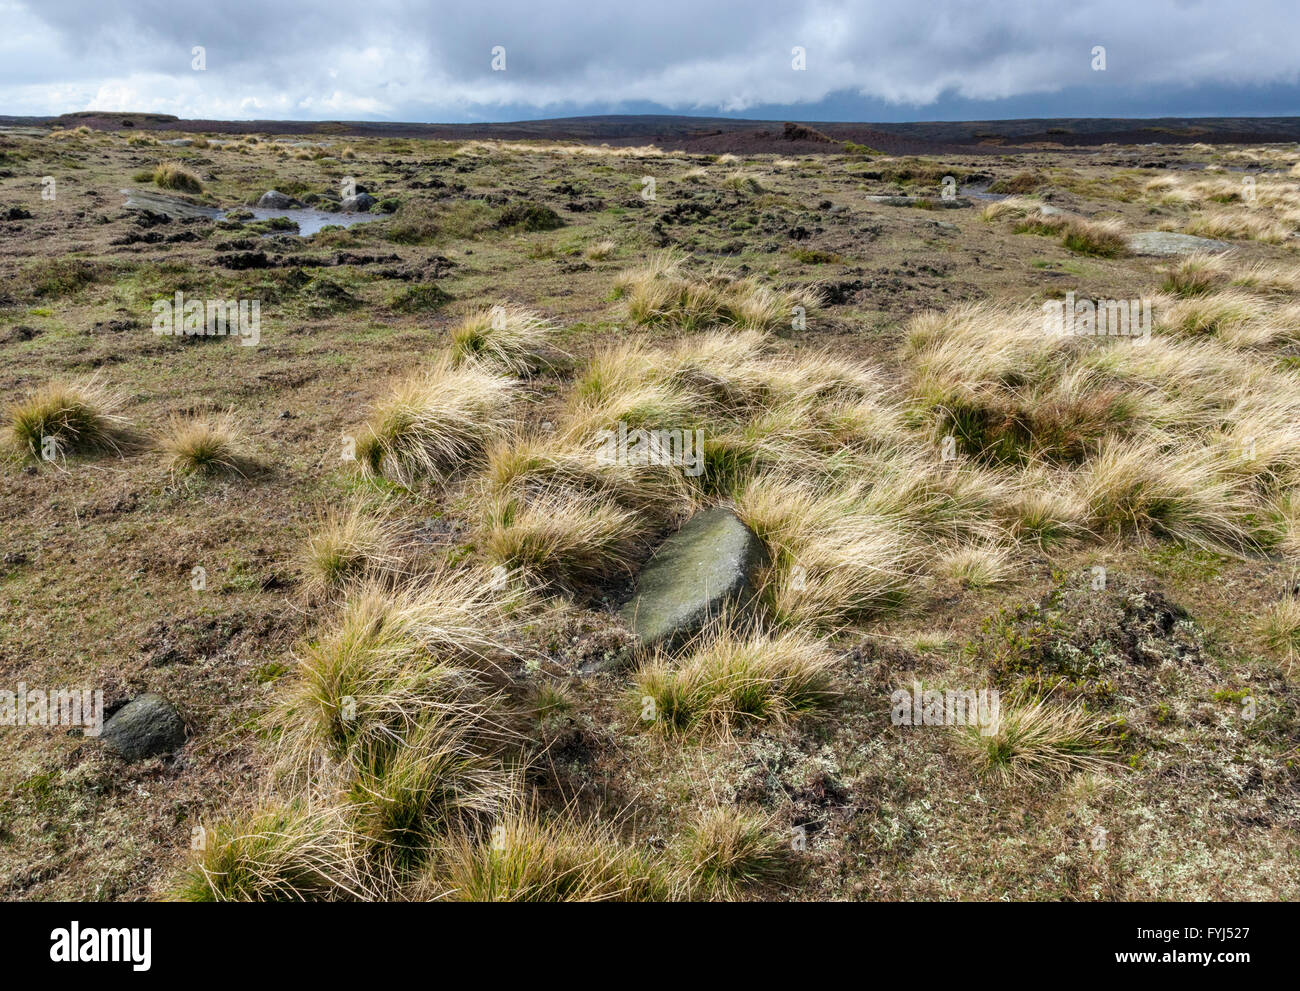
left=6, top=112, right=1300, bottom=154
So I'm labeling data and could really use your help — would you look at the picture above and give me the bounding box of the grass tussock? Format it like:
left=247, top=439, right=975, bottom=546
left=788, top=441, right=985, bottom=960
left=634, top=625, right=838, bottom=737
left=675, top=806, right=790, bottom=899
left=738, top=468, right=930, bottom=624
left=957, top=697, right=1119, bottom=785
left=431, top=805, right=673, bottom=901
left=158, top=412, right=246, bottom=476
left=276, top=573, right=517, bottom=773
left=7, top=376, right=129, bottom=459
left=937, top=541, right=1017, bottom=589
left=447, top=305, right=568, bottom=375
left=613, top=251, right=820, bottom=333
left=298, top=501, right=400, bottom=597
left=1012, top=211, right=1128, bottom=257
left=346, top=713, right=511, bottom=869
left=1185, top=210, right=1289, bottom=244
left=479, top=487, right=650, bottom=592
left=1258, top=598, right=1300, bottom=657
left=355, top=358, right=516, bottom=486
left=152, top=160, right=203, bottom=193
left=1161, top=252, right=1230, bottom=296
left=171, top=804, right=373, bottom=902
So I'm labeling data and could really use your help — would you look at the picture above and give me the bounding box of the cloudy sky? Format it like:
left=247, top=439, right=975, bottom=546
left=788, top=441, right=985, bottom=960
left=2, top=0, right=1297, bottom=123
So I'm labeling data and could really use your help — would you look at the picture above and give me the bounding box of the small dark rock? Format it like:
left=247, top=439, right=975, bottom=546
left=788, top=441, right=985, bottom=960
left=100, top=693, right=186, bottom=760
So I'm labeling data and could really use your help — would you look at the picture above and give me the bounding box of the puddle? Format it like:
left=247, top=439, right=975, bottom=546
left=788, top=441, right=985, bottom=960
left=962, top=184, right=1007, bottom=201
left=121, top=189, right=383, bottom=236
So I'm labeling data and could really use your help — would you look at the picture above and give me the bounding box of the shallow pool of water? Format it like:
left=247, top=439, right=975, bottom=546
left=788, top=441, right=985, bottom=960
left=121, top=189, right=384, bottom=236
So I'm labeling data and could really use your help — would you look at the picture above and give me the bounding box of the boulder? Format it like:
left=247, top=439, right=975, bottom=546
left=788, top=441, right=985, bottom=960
left=612, top=507, right=768, bottom=661
left=339, top=192, right=377, bottom=213
left=101, top=693, right=186, bottom=761
left=1127, top=231, right=1231, bottom=256
left=256, top=190, right=296, bottom=210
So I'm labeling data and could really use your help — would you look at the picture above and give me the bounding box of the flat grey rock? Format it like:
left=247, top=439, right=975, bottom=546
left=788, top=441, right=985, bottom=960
left=610, top=507, right=768, bottom=664
left=1127, top=231, right=1231, bottom=256
left=101, top=693, right=186, bottom=761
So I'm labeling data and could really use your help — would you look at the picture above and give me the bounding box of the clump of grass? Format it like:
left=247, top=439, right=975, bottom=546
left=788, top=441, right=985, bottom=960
left=1153, top=290, right=1283, bottom=347
left=1258, top=598, right=1300, bottom=656
left=956, top=698, right=1118, bottom=784
left=1002, top=469, right=1088, bottom=546
left=584, top=239, right=617, bottom=261
left=1076, top=440, right=1264, bottom=551
left=1011, top=210, right=1127, bottom=257
left=355, top=358, right=515, bottom=486
left=674, top=806, right=789, bottom=899
left=448, top=306, right=567, bottom=375
left=152, top=160, right=203, bottom=193
left=158, top=412, right=246, bottom=476
left=978, top=196, right=1038, bottom=221
left=1185, top=210, right=1288, bottom=244
left=346, top=713, right=511, bottom=870
left=634, top=625, right=837, bottom=737
left=171, top=804, right=372, bottom=902
left=988, top=172, right=1040, bottom=195
left=735, top=472, right=920, bottom=629
left=480, top=426, right=691, bottom=520
left=7, top=376, right=128, bottom=459
left=936, top=541, right=1016, bottom=589
left=276, top=574, right=516, bottom=773
left=479, top=487, right=649, bottom=592
left=431, top=806, right=673, bottom=902
left=299, top=501, right=399, bottom=597
left=1162, top=252, right=1229, bottom=296
left=613, top=251, right=820, bottom=333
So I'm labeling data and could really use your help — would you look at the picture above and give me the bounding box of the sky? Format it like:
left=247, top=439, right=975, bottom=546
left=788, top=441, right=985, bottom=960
left=2, top=0, right=1298, bottom=123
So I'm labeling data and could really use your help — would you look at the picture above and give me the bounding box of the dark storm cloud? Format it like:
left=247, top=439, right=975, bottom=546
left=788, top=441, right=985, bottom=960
left=3, top=0, right=1299, bottom=120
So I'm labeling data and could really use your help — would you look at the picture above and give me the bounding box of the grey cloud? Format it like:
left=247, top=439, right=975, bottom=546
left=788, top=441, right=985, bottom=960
left=6, top=0, right=1300, bottom=119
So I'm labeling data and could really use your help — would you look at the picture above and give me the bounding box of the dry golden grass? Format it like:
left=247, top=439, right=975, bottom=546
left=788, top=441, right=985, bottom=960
left=172, top=803, right=375, bottom=902
left=613, top=251, right=820, bottom=333
left=158, top=411, right=246, bottom=476
left=6, top=375, right=130, bottom=459
left=431, top=804, right=674, bottom=901
left=152, top=160, right=203, bottom=193
left=956, top=698, right=1119, bottom=785
left=1185, top=210, right=1290, bottom=244
left=1258, top=598, right=1300, bottom=657
left=355, top=357, right=516, bottom=486
left=634, top=625, right=838, bottom=736
left=478, top=486, right=650, bottom=591
left=1015, top=212, right=1128, bottom=257
left=675, top=806, right=789, bottom=899
left=298, top=500, right=400, bottom=598
left=447, top=305, right=567, bottom=375
left=275, top=572, right=517, bottom=775
left=936, top=541, right=1017, bottom=588
left=735, top=472, right=921, bottom=629
left=583, top=239, right=617, bottom=261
